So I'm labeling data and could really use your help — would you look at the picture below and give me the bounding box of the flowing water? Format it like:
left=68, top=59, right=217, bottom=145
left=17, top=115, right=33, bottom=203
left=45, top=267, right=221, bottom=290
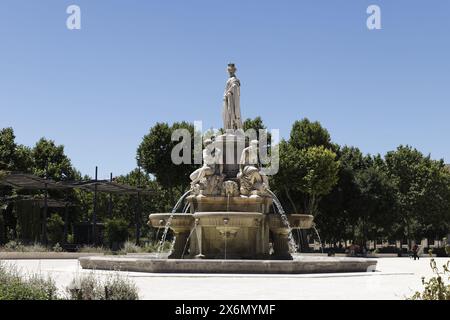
left=181, top=222, right=198, bottom=259
left=169, top=236, right=176, bottom=256
left=157, top=189, right=192, bottom=255
left=266, top=189, right=298, bottom=254
left=313, top=225, right=324, bottom=254
left=183, top=203, right=191, bottom=213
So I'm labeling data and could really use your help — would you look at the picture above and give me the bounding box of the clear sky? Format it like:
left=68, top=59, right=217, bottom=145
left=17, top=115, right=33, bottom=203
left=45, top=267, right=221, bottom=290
left=1, top=0, right=449, bottom=179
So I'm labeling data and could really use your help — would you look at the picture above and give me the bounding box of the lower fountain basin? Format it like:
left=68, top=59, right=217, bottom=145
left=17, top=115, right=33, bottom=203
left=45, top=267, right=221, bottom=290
left=79, top=255, right=377, bottom=274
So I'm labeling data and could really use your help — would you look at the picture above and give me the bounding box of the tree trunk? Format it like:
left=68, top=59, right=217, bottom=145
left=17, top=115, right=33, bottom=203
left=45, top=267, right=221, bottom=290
left=284, top=187, right=298, bottom=213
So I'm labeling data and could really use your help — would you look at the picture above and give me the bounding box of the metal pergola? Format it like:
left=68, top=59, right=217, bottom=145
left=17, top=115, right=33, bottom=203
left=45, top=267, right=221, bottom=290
left=1, top=195, right=76, bottom=244
left=0, top=169, right=153, bottom=246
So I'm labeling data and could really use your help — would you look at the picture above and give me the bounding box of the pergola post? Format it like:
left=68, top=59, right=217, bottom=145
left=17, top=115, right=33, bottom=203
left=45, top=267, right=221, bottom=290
left=92, top=166, right=98, bottom=245
left=63, top=202, right=69, bottom=244
left=135, top=191, right=141, bottom=245
left=135, top=157, right=142, bottom=246
left=108, top=172, right=113, bottom=217
left=41, top=182, right=48, bottom=245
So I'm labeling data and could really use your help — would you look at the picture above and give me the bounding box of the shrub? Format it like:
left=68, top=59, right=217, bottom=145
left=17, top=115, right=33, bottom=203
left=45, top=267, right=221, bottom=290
left=410, top=259, right=450, bottom=300
left=78, top=245, right=109, bottom=253
left=66, top=272, right=139, bottom=300
left=121, top=241, right=140, bottom=254
left=52, top=243, right=63, bottom=252
left=2, top=241, right=49, bottom=252
left=47, top=214, right=65, bottom=245
left=0, top=262, right=59, bottom=300
left=104, top=219, right=129, bottom=250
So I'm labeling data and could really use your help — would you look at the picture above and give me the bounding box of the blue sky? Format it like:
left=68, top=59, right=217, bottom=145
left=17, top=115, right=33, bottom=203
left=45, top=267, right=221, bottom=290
left=0, top=0, right=449, bottom=178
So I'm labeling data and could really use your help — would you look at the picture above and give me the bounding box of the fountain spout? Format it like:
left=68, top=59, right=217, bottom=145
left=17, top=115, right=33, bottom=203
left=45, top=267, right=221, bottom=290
left=266, top=189, right=298, bottom=256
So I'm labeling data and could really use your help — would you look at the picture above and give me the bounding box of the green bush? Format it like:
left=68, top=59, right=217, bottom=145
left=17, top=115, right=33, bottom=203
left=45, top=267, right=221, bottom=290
left=66, top=272, right=139, bottom=300
left=47, top=214, right=64, bottom=245
left=121, top=241, right=140, bottom=254
left=3, top=240, right=24, bottom=252
left=104, top=219, right=129, bottom=250
left=0, top=262, right=59, bottom=300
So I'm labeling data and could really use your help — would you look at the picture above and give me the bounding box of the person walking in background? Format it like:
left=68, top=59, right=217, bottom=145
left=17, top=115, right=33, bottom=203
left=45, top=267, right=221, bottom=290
left=412, top=244, right=420, bottom=260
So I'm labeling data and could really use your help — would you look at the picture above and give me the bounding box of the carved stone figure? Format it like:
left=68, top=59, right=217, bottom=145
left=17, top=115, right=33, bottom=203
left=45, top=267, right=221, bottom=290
left=190, top=139, right=223, bottom=195
left=237, top=140, right=269, bottom=196
left=222, top=63, right=242, bottom=130
left=190, top=139, right=220, bottom=186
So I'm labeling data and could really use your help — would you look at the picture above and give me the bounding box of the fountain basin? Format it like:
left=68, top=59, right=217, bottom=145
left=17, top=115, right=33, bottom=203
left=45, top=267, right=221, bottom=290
left=193, top=212, right=263, bottom=227
left=79, top=255, right=377, bottom=274
left=148, top=213, right=193, bottom=232
left=268, top=214, right=314, bottom=230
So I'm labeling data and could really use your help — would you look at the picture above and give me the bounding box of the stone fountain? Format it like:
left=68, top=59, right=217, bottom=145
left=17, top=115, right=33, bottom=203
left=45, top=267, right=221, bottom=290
left=79, top=64, right=377, bottom=274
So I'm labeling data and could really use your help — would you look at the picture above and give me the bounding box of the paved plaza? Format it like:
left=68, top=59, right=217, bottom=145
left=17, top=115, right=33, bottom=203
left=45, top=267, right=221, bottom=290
left=2, top=257, right=447, bottom=300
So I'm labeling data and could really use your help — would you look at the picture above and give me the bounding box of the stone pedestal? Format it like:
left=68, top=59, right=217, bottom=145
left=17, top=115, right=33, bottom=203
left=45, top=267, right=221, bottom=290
left=148, top=213, right=315, bottom=260
left=187, top=195, right=272, bottom=214
left=271, top=230, right=293, bottom=260
left=168, top=229, right=190, bottom=259
left=214, top=133, right=245, bottom=178
left=190, top=212, right=265, bottom=259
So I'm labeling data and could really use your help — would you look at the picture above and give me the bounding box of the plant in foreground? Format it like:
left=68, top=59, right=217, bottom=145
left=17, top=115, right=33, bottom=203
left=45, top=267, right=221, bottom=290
left=410, top=259, right=450, bottom=300
left=66, top=272, right=139, bottom=300
left=0, top=262, right=58, bottom=300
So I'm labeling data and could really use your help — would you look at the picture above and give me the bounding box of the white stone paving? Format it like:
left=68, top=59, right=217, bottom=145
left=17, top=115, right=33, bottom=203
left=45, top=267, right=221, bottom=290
left=1, top=257, right=448, bottom=300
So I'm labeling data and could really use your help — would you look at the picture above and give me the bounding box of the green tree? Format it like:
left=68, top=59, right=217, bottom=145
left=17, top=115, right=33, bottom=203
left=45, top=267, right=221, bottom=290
left=272, top=118, right=339, bottom=215
left=297, top=146, right=340, bottom=215
left=47, top=213, right=65, bottom=245
left=32, top=138, right=79, bottom=181
left=138, top=122, right=198, bottom=205
left=0, top=128, right=32, bottom=172
left=272, top=142, right=339, bottom=215
left=385, top=145, right=450, bottom=248
left=289, top=118, right=333, bottom=150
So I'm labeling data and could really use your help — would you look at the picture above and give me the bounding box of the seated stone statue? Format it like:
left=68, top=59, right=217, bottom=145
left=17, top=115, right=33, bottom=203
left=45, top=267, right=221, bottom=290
left=237, top=140, right=269, bottom=196
left=190, top=139, right=223, bottom=195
